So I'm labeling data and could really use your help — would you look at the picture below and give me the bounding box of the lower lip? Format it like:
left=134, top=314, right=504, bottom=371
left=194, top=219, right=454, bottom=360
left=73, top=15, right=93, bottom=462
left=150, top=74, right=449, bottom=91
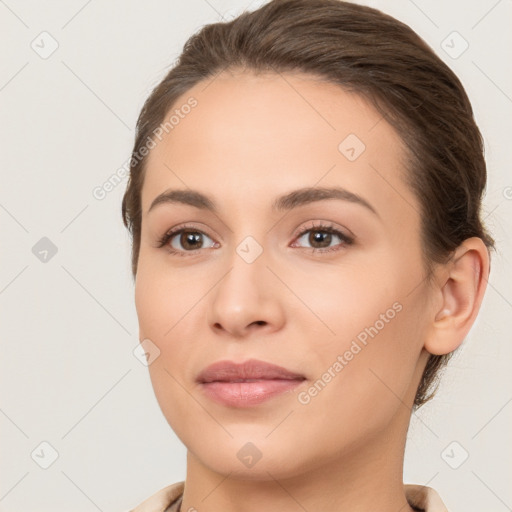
left=200, top=379, right=304, bottom=407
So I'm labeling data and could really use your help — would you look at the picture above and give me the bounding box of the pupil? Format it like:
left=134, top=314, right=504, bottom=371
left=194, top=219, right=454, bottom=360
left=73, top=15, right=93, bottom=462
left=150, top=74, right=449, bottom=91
left=311, top=231, right=330, bottom=248
left=183, top=231, right=201, bottom=249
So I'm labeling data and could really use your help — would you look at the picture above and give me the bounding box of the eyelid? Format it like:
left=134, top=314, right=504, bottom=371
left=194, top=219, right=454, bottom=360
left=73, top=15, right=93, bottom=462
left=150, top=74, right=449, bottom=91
left=291, top=220, right=353, bottom=241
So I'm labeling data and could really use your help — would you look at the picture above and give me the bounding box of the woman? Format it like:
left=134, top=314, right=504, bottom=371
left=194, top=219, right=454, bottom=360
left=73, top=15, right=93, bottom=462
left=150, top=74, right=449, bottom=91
left=122, top=1, right=494, bottom=510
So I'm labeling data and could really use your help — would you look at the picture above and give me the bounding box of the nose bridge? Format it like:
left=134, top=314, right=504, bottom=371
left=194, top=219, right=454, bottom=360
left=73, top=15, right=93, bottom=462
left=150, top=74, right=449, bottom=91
left=207, top=227, right=284, bottom=336
left=220, top=208, right=272, bottom=283
left=218, top=233, right=269, bottom=306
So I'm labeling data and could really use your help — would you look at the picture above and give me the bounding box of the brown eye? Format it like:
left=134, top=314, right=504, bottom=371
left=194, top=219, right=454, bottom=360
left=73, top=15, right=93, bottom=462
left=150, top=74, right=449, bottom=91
left=175, top=230, right=205, bottom=250
left=292, top=223, right=354, bottom=254
left=304, top=230, right=334, bottom=249
left=157, top=226, right=217, bottom=256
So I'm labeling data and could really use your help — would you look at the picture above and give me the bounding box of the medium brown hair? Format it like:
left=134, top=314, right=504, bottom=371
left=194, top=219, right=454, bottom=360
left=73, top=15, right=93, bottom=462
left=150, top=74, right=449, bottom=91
left=121, top=0, right=495, bottom=408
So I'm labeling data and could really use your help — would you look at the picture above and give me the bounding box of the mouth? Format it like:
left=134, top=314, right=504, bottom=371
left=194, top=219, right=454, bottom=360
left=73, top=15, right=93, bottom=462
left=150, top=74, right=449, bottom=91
left=197, top=359, right=306, bottom=407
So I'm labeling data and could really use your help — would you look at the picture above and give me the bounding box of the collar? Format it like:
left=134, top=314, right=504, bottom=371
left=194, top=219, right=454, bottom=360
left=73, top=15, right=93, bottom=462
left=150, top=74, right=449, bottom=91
left=130, top=481, right=450, bottom=512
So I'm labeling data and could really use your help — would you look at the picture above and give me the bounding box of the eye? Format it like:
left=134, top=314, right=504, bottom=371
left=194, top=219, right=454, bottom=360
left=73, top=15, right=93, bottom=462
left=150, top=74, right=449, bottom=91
left=156, top=221, right=353, bottom=257
left=291, top=222, right=354, bottom=254
left=157, top=225, right=218, bottom=256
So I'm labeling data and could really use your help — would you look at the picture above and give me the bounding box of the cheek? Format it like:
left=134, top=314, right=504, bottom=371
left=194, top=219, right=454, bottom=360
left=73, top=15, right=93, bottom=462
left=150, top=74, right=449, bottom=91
left=284, top=259, right=399, bottom=348
left=134, top=276, right=166, bottom=340
left=289, top=301, right=422, bottom=458
left=134, top=259, right=207, bottom=411
left=134, top=251, right=199, bottom=340
left=293, top=258, right=424, bottom=413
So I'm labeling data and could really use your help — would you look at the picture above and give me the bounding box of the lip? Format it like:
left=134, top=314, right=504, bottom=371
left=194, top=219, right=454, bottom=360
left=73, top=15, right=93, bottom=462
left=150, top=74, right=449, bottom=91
left=197, top=359, right=306, bottom=408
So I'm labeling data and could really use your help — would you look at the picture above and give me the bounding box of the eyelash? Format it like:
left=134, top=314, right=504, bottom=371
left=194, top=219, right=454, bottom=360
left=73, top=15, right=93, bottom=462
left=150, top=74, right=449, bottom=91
left=156, top=222, right=354, bottom=257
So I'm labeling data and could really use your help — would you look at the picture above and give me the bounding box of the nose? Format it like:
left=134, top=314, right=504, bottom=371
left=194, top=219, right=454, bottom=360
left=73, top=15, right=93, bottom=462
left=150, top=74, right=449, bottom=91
left=207, top=248, right=285, bottom=339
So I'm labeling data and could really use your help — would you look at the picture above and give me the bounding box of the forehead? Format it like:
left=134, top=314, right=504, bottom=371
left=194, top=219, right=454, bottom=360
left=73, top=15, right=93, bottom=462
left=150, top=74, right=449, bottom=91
left=141, top=70, right=416, bottom=224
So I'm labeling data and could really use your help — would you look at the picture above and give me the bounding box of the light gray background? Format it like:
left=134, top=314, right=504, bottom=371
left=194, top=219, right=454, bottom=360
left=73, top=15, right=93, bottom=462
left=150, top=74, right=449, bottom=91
left=0, top=1, right=511, bottom=511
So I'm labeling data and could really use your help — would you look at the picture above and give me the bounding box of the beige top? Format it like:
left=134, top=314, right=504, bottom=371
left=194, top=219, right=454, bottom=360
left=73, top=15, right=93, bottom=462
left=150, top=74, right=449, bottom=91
left=128, top=481, right=450, bottom=512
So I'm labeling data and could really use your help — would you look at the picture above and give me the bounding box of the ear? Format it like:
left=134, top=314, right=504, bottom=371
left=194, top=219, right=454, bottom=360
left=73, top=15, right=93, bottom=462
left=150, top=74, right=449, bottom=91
left=424, top=237, right=490, bottom=356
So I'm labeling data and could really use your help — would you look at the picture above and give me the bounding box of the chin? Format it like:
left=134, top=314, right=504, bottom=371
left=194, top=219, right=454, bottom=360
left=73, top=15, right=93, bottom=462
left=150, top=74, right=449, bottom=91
left=186, top=434, right=315, bottom=482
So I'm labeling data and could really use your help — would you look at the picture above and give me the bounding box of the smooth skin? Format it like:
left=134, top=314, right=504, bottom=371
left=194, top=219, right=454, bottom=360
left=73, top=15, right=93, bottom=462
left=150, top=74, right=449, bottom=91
left=134, top=69, right=489, bottom=512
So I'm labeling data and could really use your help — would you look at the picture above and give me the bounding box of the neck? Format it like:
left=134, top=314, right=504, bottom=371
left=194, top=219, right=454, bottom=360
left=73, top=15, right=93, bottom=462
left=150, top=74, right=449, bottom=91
left=179, top=402, right=417, bottom=512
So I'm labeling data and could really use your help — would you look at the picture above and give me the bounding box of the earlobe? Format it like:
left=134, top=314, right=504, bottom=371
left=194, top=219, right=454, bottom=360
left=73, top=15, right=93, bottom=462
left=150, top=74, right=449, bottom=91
left=424, top=237, right=490, bottom=356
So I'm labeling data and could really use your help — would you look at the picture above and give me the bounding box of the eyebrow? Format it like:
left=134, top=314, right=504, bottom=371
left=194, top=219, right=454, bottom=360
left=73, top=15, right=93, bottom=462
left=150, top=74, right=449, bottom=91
left=147, top=186, right=379, bottom=217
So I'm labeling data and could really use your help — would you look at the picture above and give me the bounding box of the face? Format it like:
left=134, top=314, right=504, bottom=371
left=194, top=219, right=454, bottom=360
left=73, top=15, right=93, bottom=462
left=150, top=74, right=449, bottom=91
left=135, top=70, right=433, bottom=479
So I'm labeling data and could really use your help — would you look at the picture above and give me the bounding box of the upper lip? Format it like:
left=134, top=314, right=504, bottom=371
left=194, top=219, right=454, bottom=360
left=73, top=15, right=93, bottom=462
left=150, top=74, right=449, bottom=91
left=197, top=358, right=306, bottom=383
